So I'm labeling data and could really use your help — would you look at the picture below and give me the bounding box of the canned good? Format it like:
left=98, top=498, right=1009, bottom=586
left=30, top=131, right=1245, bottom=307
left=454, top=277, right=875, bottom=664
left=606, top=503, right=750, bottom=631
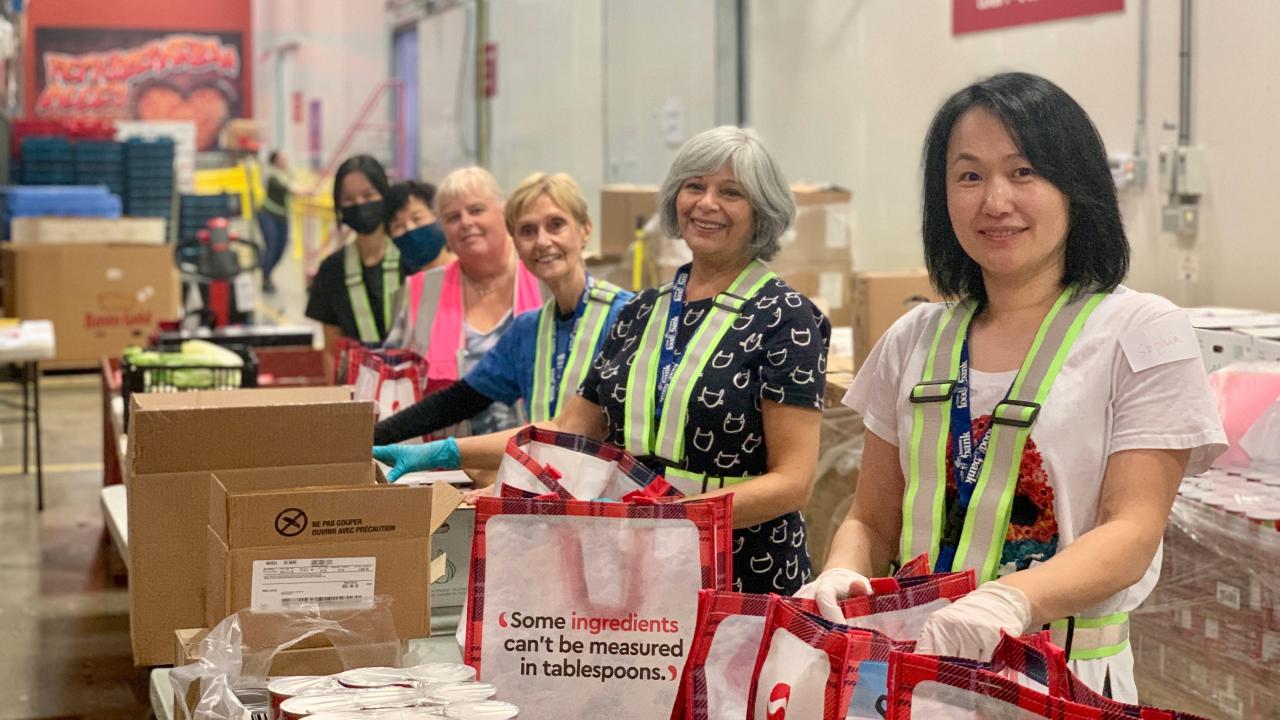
left=334, top=666, right=414, bottom=689
left=1247, top=507, right=1280, bottom=530
left=235, top=688, right=272, bottom=720
left=442, top=701, right=520, bottom=719
left=268, top=677, right=342, bottom=720
left=424, top=682, right=498, bottom=704
left=405, top=663, right=478, bottom=684
left=308, top=710, right=446, bottom=720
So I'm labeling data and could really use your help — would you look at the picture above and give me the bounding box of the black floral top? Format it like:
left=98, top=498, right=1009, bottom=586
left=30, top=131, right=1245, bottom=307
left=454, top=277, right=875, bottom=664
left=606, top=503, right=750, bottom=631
left=580, top=276, right=831, bottom=594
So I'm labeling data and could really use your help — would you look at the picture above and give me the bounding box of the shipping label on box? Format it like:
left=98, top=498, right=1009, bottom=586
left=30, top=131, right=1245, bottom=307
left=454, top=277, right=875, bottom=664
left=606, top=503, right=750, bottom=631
left=251, top=557, right=377, bottom=611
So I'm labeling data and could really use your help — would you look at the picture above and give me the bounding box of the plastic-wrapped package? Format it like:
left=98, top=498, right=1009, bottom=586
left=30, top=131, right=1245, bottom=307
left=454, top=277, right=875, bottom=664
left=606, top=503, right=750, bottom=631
left=1131, top=476, right=1280, bottom=719
left=170, top=598, right=404, bottom=720
left=1206, top=362, right=1280, bottom=466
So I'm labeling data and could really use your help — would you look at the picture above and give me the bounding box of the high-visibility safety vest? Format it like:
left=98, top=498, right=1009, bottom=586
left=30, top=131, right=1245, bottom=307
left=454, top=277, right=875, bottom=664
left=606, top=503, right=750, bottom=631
left=903, top=287, right=1129, bottom=661
left=623, top=260, right=775, bottom=496
left=528, top=279, right=624, bottom=422
left=344, top=240, right=401, bottom=344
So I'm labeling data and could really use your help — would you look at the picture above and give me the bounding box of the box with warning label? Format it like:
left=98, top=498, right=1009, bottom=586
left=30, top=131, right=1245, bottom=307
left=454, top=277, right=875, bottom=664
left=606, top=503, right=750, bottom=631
left=205, top=473, right=461, bottom=642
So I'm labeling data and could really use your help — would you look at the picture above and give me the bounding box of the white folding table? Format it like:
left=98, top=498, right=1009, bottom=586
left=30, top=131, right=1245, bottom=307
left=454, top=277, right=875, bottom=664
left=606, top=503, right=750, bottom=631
left=0, top=320, right=56, bottom=510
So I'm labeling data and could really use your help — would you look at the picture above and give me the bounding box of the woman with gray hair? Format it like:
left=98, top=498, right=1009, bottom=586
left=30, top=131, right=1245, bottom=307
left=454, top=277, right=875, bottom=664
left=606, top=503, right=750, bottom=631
left=376, top=126, right=830, bottom=594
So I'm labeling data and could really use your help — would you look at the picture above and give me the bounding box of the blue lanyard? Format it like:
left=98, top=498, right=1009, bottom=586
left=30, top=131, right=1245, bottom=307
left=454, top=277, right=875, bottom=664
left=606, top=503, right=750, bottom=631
left=935, top=335, right=998, bottom=572
left=653, top=265, right=691, bottom=425
left=547, top=280, right=591, bottom=417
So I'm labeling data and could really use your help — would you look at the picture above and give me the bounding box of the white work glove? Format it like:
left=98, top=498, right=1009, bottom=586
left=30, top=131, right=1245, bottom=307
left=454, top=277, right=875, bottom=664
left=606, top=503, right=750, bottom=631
left=792, top=568, right=872, bottom=623
left=914, top=580, right=1032, bottom=661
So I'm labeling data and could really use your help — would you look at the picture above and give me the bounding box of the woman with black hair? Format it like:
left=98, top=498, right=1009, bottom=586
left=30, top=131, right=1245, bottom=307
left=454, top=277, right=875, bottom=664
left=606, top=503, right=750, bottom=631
left=305, top=155, right=412, bottom=363
left=797, top=73, right=1225, bottom=700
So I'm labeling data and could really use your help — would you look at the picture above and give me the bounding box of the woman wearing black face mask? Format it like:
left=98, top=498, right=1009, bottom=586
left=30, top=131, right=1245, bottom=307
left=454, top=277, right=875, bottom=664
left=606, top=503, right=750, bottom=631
left=305, top=155, right=412, bottom=371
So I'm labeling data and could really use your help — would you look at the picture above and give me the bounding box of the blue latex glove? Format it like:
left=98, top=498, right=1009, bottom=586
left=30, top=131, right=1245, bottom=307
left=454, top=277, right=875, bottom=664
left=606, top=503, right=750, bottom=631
left=373, top=438, right=461, bottom=483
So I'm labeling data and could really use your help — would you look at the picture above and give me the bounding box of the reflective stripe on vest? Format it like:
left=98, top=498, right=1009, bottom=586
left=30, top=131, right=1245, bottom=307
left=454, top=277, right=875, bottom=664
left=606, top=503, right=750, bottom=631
left=529, top=280, right=624, bottom=422
left=623, top=261, right=775, bottom=493
left=902, top=288, right=1105, bottom=582
left=1049, top=612, right=1130, bottom=661
left=344, top=241, right=401, bottom=344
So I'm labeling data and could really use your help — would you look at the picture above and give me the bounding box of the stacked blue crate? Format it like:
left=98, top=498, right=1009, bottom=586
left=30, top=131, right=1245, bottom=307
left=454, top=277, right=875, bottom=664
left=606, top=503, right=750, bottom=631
left=19, top=137, right=76, bottom=185
left=73, top=141, right=125, bottom=197
left=0, top=186, right=122, bottom=239
left=123, top=138, right=176, bottom=219
left=178, top=193, right=235, bottom=242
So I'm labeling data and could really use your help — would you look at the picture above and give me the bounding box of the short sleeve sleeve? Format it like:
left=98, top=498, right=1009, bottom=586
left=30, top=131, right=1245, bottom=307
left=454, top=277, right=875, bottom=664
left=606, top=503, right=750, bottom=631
left=464, top=315, right=529, bottom=406
left=758, top=299, right=830, bottom=410
left=305, top=254, right=342, bottom=326
left=1109, top=308, right=1227, bottom=474
left=842, top=303, right=933, bottom=446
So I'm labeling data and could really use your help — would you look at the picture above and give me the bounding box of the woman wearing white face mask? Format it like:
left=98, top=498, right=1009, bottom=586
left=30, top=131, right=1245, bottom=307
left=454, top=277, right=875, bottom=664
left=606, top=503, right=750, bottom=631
left=384, top=166, right=546, bottom=436
left=795, top=73, right=1226, bottom=701
left=375, top=172, right=633, bottom=446
left=306, top=155, right=411, bottom=376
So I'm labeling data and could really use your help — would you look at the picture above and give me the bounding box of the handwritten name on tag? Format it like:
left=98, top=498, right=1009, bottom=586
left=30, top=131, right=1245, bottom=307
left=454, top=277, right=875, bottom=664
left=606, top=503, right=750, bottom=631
left=1120, top=314, right=1200, bottom=372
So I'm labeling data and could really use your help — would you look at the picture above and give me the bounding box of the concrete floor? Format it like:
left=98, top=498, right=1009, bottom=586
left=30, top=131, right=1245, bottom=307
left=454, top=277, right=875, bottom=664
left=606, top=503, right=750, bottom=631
left=0, top=237, right=314, bottom=719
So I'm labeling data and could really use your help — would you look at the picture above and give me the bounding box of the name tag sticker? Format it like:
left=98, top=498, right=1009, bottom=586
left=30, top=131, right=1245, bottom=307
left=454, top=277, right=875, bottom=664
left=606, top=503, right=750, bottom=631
left=1120, top=314, right=1200, bottom=373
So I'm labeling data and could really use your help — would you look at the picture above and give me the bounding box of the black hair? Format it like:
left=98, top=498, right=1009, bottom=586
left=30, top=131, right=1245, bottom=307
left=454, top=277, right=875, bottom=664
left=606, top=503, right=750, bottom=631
left=921, top=72, right=1129, bottom=304
left=332, top=154, right=391, bottom=223
left=268, top=150, right=281, bottom=165
left=384, top=180, right=439, bottom=224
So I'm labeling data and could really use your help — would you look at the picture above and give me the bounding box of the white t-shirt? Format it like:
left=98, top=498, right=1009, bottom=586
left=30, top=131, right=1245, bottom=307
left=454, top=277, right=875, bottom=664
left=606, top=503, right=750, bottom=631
left=842, top=286, right=1226, bottom=700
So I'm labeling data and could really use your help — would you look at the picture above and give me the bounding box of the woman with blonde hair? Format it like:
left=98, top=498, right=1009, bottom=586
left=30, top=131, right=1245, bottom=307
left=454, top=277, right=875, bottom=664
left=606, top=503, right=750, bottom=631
left=376, top=171, right=633, bottom=445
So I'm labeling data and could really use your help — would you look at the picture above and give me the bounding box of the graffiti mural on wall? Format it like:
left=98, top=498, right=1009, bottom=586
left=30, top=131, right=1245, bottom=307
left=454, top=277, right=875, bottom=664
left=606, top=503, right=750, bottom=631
left=34, top=28, right=246, bottom=150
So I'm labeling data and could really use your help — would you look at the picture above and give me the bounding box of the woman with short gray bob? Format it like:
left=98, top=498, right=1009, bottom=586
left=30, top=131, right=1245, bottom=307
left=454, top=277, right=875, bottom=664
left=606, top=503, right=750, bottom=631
left=656, top=125, right=796, bottom=263
left=374, top=125, right=833, bottom=595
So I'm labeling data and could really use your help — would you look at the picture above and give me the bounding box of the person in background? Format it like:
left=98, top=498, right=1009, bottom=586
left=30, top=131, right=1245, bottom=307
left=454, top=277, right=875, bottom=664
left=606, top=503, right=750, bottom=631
left=375, top=127, right=830, bottom=595
left=384, top=180, right=455, bottom=275
left=384, top=166, right=545, bottom=436
left=795, top=72, right=1226, bottom=701
left=375, top=172, right=633, bottom=446
left=257, top=149, right=294, bottom=293
left=305, top=155, right=410, bottom=377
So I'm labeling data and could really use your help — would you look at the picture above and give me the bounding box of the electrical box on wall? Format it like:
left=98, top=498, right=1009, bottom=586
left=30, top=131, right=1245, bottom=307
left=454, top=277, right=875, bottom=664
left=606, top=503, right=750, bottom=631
left=1109, top=152, right=1143, bottom=189
left=1162, top=204, right=1199, bottom=237
left=1176, top=146, right=1207, bottom=197
left=1158, top=145, right=1176, bottom=193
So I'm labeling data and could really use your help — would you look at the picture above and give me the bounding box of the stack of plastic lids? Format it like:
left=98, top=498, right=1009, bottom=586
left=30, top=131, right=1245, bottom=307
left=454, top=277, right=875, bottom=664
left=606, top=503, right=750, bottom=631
left=268, top=663, right=518, bottom=719
left=18, top=137, right=76, bottom=185
left=123, top=137, right=176, bottom=218
left=179, top=193, right=235, bottom=241
left=0, top=185, right=122, bottom=238
left=73, top=141, right=125, bottom=196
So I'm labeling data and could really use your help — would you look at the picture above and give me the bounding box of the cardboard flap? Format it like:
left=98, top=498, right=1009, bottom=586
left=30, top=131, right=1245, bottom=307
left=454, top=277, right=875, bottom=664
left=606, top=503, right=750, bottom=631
left=222, top=483, right=437, bottom=547
left=427, top=482, right=464, bottom=534
left=129, top=392, right=374, bottom=475
left=430, top=553, right=448, bottom=584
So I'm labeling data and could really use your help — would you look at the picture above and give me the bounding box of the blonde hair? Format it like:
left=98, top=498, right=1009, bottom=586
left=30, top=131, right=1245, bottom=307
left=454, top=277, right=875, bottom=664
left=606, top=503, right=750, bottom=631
left=504, top=172, right=591, bottom=235
left=435, top=166, right=504, bottom=212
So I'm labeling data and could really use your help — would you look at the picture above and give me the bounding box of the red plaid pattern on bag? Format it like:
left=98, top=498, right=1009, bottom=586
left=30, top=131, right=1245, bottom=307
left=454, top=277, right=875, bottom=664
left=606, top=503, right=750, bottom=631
left=498, top=426, right=683, bottom=501
left=465, top=489, right=737, bottom=671
left=894, top=554, right=933, bottom=580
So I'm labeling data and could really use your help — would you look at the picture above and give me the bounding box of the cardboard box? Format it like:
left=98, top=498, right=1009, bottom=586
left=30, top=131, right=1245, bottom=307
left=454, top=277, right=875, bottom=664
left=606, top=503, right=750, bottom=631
left=205, top=474, right=460, bottom=640
left=126, top=387, right=375, bottom=666
left=599, top=184, right=659, bottom=260
left=851, top=270, right=939, bottom=370
left=9, top=216, right=167, bottom=245
left=1, top=243, right=179, bottom=364
left=1195, top=328, right=1255, bottom=373
left=778, top=269, right=853, bottom=327
left=774, top=185, right=854, bottom=271
left=430, top=506, right=475, bottom=610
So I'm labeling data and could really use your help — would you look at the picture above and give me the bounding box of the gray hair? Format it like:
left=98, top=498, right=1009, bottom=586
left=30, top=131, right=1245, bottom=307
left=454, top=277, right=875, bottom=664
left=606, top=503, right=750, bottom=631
left=435, top=166, right=504, bottom=212
left=658, top=126, right=795, bottom=261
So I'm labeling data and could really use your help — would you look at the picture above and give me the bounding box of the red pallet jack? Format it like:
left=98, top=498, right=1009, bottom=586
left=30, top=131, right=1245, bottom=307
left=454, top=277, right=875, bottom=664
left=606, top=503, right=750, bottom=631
left=173, top=217, right=262, bottom=329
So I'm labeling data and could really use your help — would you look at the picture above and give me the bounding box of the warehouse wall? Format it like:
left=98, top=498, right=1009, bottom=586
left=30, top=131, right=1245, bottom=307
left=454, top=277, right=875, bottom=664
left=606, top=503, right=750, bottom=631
left=749, top=0, right=1280, bottom=311
left=254, top=0, right=391, bottom=172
